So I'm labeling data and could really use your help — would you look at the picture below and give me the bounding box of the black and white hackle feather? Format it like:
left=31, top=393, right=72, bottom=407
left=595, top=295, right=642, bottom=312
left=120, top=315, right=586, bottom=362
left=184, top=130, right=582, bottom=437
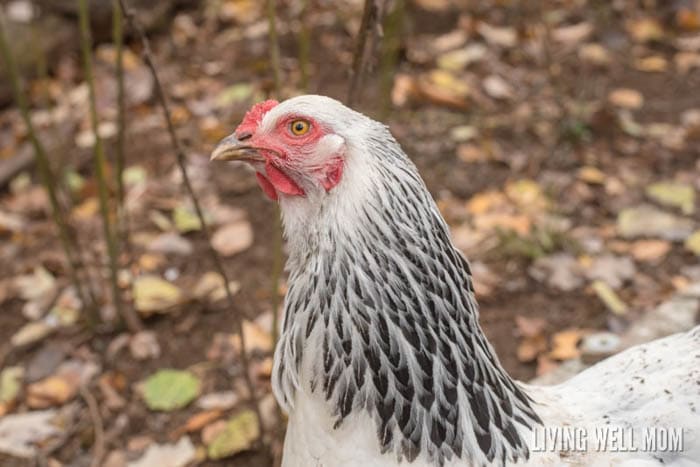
left=219, top=95, right=700, bottom=467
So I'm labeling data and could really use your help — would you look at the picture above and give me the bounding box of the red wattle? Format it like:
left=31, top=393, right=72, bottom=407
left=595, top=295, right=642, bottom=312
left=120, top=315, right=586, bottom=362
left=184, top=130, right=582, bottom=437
left=256, top=172, right=278, bottom=201
left=265, top=162, right=305, bottom=196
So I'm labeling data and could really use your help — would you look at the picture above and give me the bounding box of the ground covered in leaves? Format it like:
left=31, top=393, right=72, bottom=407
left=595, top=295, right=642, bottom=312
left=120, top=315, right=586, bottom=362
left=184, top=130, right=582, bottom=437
left=0, top=0, right=699, bottom=466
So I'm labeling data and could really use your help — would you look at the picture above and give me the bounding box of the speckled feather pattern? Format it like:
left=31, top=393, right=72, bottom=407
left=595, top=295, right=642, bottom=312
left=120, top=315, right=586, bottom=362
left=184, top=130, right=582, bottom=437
left=255, top=96, right=700, bottom=467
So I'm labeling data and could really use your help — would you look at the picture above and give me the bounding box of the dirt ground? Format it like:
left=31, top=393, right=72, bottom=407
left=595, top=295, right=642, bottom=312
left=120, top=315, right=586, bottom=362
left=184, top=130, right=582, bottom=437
left=0, top=0, right=699, bottom=466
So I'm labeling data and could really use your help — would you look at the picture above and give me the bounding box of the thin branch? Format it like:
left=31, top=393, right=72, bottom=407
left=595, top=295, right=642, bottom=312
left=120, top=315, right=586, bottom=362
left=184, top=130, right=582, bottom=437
left=0, top=8, right=97, bottom=323
left=347, top=0, right=383, bottom=106
left=112, top=0, right=130, bottom=249
left=379, top=0, right=404, bottom=118
left=116, top=0, right=263, bottom=433
left=298, top=0, right=311, bottom=91
left=266, top=0, right=281, bottom=95
left=78, top=0, right=142, bottom=333
left=80, top=384, right=105, bottom=467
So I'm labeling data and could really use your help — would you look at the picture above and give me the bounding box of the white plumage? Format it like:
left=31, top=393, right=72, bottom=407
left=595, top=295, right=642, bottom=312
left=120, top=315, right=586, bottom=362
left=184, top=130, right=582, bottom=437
left=213, top=95, right=700, bottom=467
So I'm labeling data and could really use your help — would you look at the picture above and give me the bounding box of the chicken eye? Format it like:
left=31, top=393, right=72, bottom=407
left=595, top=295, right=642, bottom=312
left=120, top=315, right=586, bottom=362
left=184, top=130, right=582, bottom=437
left=290, top=119, right=310, bottom=136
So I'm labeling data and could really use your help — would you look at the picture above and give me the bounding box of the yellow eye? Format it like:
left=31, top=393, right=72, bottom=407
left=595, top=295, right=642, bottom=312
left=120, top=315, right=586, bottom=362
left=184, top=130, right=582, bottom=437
left=290, top=119, right=310, bottom=136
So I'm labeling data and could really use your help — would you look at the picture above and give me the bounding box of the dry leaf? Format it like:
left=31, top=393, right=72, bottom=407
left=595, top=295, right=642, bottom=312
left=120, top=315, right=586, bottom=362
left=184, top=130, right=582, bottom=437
left=133, top=276, right=184, bottom=314
left=591, top=280, right=628, bottom=315
left=483, top=75, right=513, bottom=99
left=211, top=220, right=254, bottom=257
left=171, top=410, right=223, bottom=439
left=608, top=88, right=644, bottom=109
left=626, top=18, right=664, bottom=43
left=552, top=22, right=593, bottom=45
left=630, top=239, right=671, bottom=262
left=477, top=22, right=517, bottom=48
left=26, top=375, right=77, bottom=409
left=548, top=329, right=584, bottom=360
left=634, top=55, right=668, bottom=72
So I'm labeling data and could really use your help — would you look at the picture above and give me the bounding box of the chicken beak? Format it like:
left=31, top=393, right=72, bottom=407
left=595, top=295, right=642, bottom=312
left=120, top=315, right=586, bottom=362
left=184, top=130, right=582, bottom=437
left=210, top=135, right=263, bottom=162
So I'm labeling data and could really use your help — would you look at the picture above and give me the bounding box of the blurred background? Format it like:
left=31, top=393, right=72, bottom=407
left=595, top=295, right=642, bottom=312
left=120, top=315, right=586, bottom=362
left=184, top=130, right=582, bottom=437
left=0, top=0, right=699, bottom=465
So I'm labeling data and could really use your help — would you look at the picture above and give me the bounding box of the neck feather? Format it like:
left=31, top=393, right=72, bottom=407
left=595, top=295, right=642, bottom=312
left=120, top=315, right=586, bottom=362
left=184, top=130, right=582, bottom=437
left=273, top=129, right=541, bottom=466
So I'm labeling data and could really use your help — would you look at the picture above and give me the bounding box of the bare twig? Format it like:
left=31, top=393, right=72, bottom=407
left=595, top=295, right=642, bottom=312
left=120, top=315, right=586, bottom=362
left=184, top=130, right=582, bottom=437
left=266, top=0, right=281, bottom=94
left=0, top=9, right=97, bottom=322
left=347, top=0, right=385, bottom=106
left=379, top=0, right=404, bottom=117
left=298, top=0, right=310, bottom=91
left=80, top=385, right=105, bottom=467
left=116, top=0, right=263, bottom=432
left=78, top=0, right=142, bottom=333
left=112, top=0, right=130, bottom=249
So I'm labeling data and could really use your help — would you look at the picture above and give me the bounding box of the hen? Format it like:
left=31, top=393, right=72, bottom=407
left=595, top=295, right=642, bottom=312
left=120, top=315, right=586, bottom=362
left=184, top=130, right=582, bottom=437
left=211, top=95, right=700, bottom=467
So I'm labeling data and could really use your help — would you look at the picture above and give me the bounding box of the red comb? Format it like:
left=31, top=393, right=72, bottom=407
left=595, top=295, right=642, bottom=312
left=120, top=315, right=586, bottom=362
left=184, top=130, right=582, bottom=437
left=235, top=99, right=279, bottom=136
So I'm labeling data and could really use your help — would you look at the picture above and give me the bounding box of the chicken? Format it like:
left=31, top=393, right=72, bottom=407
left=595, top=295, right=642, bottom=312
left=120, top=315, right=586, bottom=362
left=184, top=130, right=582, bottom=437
left=211, top=95, right=700, bottom=467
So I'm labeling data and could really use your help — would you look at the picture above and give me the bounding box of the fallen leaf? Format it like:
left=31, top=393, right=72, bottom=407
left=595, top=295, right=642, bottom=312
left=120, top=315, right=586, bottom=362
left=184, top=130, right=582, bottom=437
left=477, top=22, right=517, bottom=48
left=579, top=43, right=610, bottom=65
left=634, top=55, right=668, bottom=72
left=631, top=239, right=671, bottom=262
left=193, top=272, right=241, bottom=303
left=26, top=375, right=76, bottom=409
left=437, top=44, right=487, bottom=71
left=216, top=84, right=254, bottom=108
left=171, top=409, right=223, bottom=438
left=129, top=331, right=161, bottom=361
left=147, top=233, right=193, bottom=256
left=548, top=329, right=584, bottom=360
left=617, top=205, right=694, bottom=240
left=142, top=370, right=201, bottom=411
left=197, top=391, right=240, bottom=411
left=0, top=410, right=59, bottom=458
left=591, top=280, right=628, bottom=315
left=416, top=70, right=471, bottom=109
left=207, top=410, right=260, bottom=459
left=608, top=88, right=644, bottom=109
left=11, top=321, right=53, bottom=348
left=585, top=255, right=636, bottom=289
left=517, top=334, right=547, bottom=363
left=127, top=437, right=196, bottom=467
left=686, top=230, right=700, bottom=255
left=645, top=181, right=695, bottom=214
left=552, top=22, right=593, bottom=45
left=133, top=276, right=183, bottom=314
left=577, top=166, right=606, bottom=184
left=172, top=205, right=202, bottom=233
left=626, top=17, right=664, bottom=43
left=676, top=7, right=700, bottom=31
left=449, top=125, right=478, bottom=142
left=529, top=254, right=584, bottom=291
left=234, top=321, right=274, bottom=355
left=483, top=75, right=513, bottom=99
left=580, top=332, right=621, bottom=364
left=0, top=366, right=23, bottom=415
left=211, top=220, right=254, bottom=257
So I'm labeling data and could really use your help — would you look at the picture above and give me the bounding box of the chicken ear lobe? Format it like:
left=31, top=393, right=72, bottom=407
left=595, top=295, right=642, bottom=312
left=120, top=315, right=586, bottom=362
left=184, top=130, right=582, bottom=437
left=319, top=158, right=344, bottom=192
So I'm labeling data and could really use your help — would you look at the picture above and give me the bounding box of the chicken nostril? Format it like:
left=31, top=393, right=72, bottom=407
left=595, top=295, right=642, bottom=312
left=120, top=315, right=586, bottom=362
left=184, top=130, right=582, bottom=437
left=237, top=131, right=253, bottom=141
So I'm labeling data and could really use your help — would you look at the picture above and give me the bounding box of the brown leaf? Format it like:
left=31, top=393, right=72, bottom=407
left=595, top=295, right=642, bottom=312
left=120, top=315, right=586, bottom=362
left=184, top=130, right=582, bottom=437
left=211, top=221, right=254, bottom=257
left=630, top=239, right=671, bottom=263
left=626, top=18, right=665, bottom=43
left=608, top=88, right=644, bottom=109
left=514, top=315, right=547, bottom=338
left=26, top=376, right=77, bottom=409
left=171, top=410, right=223, bottom=439
left=548, top=329, right=585, bottom=361
left=517, top=335, right=548, bottom=363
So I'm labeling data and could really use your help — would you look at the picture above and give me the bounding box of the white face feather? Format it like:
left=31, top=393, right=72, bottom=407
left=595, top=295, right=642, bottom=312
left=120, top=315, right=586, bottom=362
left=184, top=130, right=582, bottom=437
left=260, top=95, right=392, bottom=260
